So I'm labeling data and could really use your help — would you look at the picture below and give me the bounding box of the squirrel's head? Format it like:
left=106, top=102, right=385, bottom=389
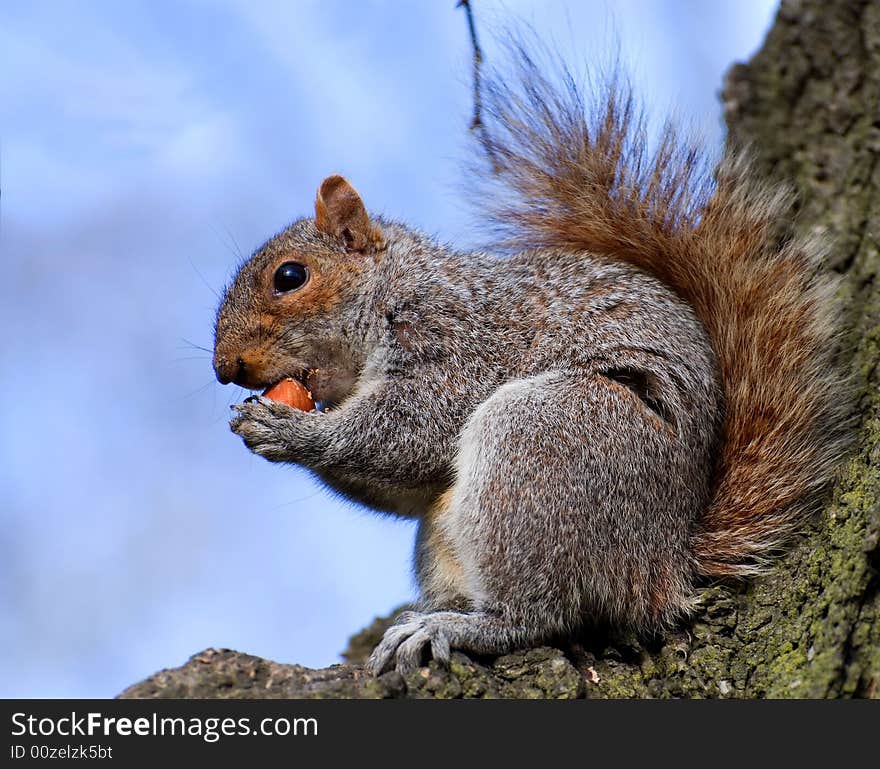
left=213, top=175, right=386, bottom=405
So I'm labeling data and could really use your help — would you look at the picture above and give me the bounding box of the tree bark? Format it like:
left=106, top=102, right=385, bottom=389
left=121, top=0, right=879, bottom=699
left=690, top=0, right=880, bottom=698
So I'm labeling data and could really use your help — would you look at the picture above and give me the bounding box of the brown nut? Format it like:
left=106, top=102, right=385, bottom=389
left=262, top=378, right=315, bottom=412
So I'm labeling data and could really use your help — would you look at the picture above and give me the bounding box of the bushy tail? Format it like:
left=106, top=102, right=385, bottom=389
left=473, top=43, right=851, bottom=577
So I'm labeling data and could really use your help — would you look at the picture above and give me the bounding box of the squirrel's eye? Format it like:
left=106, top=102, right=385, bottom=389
left=273, top=262, right=309, bottom=294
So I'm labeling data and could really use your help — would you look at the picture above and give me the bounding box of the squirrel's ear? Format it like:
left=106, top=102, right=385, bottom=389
left=314, top=175, right=386, bottom=254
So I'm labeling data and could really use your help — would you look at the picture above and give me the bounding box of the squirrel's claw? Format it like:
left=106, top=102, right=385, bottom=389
left=366, top=612, right=452, bottom=676
left=229, top=397, right=301, bottom=462
left=366, top=618, right=422, bottom=675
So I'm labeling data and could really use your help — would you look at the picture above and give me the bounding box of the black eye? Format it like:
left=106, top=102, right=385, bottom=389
left=273, top=262, right=309, bottom=294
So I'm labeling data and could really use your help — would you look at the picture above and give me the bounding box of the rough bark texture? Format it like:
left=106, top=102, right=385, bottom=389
left=121, top=0, right=879, bottom=699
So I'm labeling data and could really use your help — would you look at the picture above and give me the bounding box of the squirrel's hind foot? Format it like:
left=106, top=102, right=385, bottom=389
left=365, top=610, right=530, bottom=676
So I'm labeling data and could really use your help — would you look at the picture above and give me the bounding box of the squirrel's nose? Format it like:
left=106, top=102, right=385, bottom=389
left=214, top=354, right=246, bottom=385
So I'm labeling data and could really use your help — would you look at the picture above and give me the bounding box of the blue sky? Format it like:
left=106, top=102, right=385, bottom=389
left=0, top=0, right=778, bottom=697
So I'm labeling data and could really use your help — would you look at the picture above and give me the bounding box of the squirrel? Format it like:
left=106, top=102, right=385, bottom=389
left=212, top=44, right=850, bottom=676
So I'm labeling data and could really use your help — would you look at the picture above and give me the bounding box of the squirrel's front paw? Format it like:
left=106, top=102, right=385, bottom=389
left=366, top=611, right=454, bottom=676
left=230, top=396, right=302, bottom=462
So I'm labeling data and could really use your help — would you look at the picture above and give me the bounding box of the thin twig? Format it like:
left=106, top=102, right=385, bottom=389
left=457, top=0, right=498, bottom=169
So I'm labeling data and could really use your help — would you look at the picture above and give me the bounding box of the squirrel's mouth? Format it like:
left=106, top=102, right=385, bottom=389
left=255, top=364, right=355, bottom=413
left=263, top=368, right=336, bottom=413
left=287, top=368, right=312, bottom=390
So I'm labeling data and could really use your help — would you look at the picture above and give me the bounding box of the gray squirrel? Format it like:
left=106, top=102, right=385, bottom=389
left=212, top=46, right=850, bottom=675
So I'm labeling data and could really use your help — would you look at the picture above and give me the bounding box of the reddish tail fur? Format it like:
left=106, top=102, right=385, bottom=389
left=473, top=44, right=850, bottom=577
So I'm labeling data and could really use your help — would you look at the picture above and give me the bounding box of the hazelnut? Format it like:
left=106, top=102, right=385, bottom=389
left=262, top=378, right=315, bottom=412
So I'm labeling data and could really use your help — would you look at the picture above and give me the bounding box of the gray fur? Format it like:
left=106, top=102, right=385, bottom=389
left=222, top=216, right=722, bottom=674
